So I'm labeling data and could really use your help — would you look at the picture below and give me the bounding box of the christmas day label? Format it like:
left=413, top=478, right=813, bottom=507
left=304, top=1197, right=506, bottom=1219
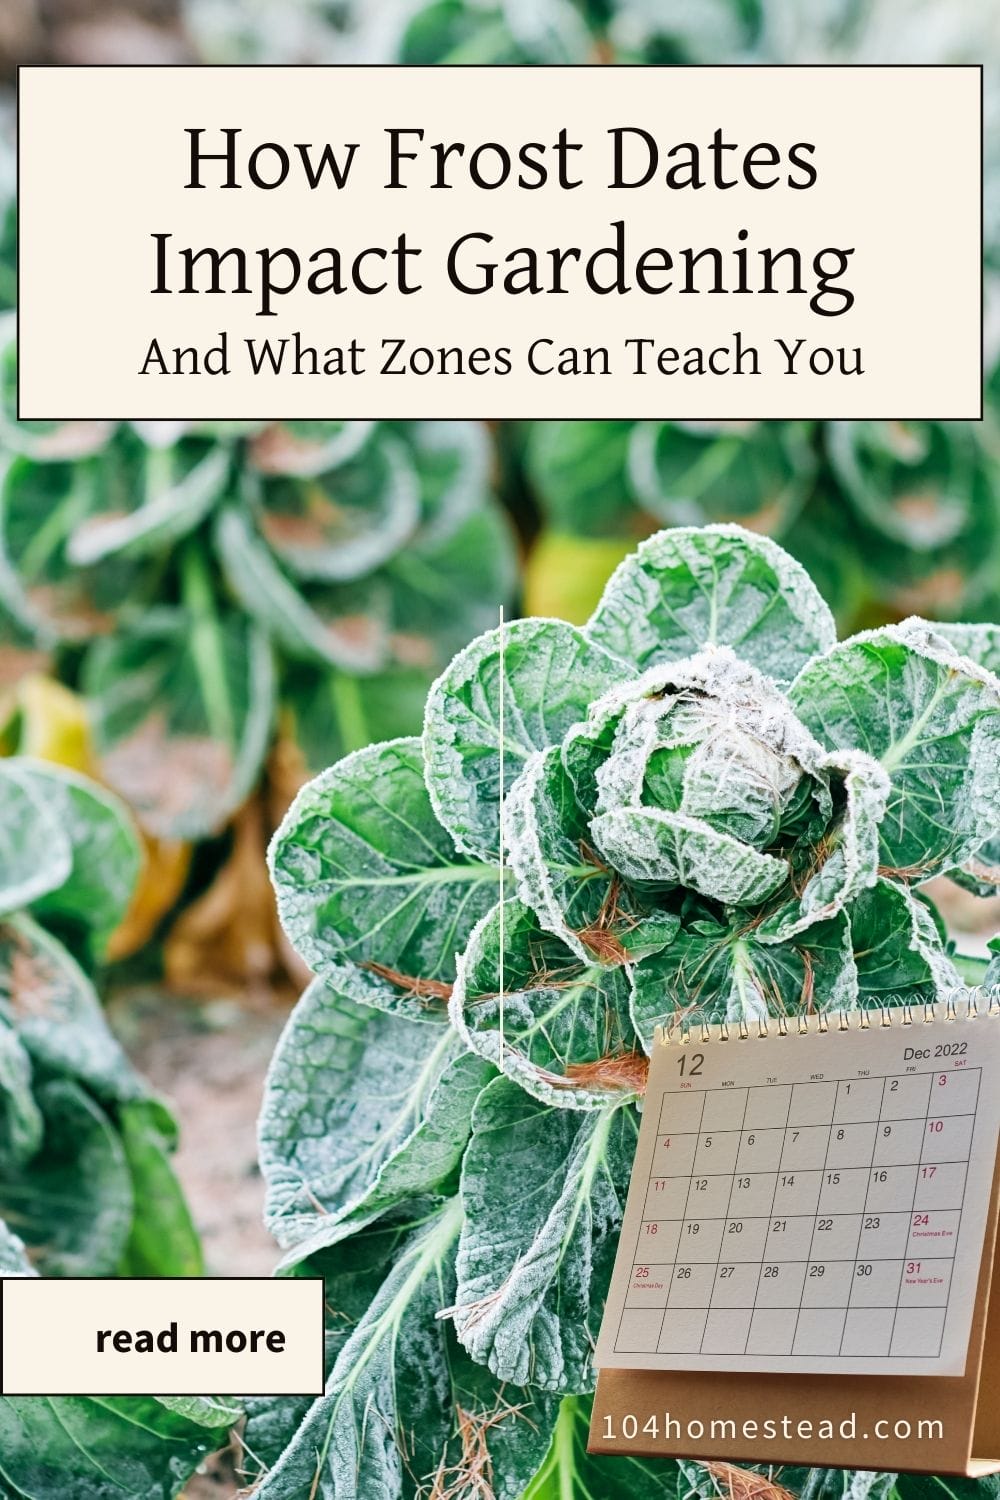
left=17, top=64, right=980, bottom=420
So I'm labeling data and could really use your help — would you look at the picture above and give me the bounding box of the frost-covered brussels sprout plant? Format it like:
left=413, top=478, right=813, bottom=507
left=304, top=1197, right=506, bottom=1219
left=0, top=759, right=238, bottom=1497
left=0, top=758, right=201, bottom=1279
left=522, top=419, right=1000, bottom=630
left=260, top=525, right=1000, bottom=1497
left=0, top=323, right=515, bottom=843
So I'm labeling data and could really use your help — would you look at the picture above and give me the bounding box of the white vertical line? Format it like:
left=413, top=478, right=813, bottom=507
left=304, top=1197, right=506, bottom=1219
left=498, top=604, right=505, bottom=1071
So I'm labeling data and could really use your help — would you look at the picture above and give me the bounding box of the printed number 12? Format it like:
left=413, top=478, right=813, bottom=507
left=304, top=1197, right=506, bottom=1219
left=677, top=1053, right=704, bottom=1077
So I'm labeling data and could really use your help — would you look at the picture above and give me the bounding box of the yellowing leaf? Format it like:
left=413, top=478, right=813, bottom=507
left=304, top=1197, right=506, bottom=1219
left=164, top=800, right=278, bottom=994
left=6, top=674, right=189, bottom=961
left=106, top=836, right=191, bottom=962
left=524, top=531, right=634, bottom=624
left=16, top=673, right=93, bottom=773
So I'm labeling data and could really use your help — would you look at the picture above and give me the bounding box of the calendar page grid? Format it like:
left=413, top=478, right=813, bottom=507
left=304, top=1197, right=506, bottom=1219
left=614, top=1065, right=980, bottom=1365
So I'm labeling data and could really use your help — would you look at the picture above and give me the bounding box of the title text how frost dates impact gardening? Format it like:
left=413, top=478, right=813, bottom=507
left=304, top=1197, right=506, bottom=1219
left=146, top=127, right=854, bottom=319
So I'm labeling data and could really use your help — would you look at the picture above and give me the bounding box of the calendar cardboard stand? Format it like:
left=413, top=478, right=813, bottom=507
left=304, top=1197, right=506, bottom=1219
left=591, top=1158, right=1000, bottom=1474
left=590, top=1008, right=1000, bottom=1476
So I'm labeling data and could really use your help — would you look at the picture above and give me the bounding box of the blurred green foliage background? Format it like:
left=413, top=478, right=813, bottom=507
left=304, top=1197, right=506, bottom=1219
left=1, top=0, right=997, bottom=984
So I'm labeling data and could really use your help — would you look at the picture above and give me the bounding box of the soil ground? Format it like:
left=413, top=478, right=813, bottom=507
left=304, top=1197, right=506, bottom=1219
left=110, top=987, right=289, bottom=1276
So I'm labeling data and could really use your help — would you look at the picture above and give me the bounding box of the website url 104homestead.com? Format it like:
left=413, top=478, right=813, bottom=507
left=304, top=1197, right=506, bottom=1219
left=598, top=1414, right=944, bottom=1445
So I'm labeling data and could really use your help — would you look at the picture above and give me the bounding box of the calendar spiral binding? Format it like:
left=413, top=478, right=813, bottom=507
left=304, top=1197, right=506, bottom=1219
left=654, top=990, right=1000, bottom=1047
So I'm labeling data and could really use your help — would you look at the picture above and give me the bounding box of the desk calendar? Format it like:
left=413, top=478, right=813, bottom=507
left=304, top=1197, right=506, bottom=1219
left=596, top=1007, right=1000, bottom=1378
left=590, top=1004, right=1000, bottom=1475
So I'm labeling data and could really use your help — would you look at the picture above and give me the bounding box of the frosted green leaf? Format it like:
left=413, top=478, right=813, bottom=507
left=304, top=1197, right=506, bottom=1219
left=757, top=751, right=889, bottom=944
left=397, top=0, right=604, bottom=63
left=948, top=835, right=1000, bottom=896
left=0, top=760, right=71, bottom=916
left=423, top=617, right=628, bottom=861
left=505, top=748, right=675, bottom=964
left=0, top=1217, right=34, bottom=1275
left=387, top=493, right=518, bottom=663
left=628, top=419, right=815, bottom=534
left=451, top=898, right=647, bottom=1108
left=129, top=419, right=237, bottom=446
left=66, top=437, right=229, bottom=564
left=215, top=504, right=390, bottom=672
left=586, top=524, right=836, bottom=686
left=153, top=1396, right=243, bottom=1428
left=274, top=1057, right=492, bottom=1274
left=251, top=1213, right=415, bottom=1497
left=591, top=806, right=789, bottom=904
left=525, top=420, right=635, bottom=535
left=256, top=1201, right=558, bottom=1500
left=849, top=879, right=960, bottom=1010
left=0, top=1026, right=43, bottom=1170
left=524, top=1395, right=679, bottom=1499
left=0, top=452, right=142, bottom=643
left=270, top=738, right=499, bottom=1011
left=931, top=622, right=1000, bottom=679
left=260, top=974, right=491, bottom=1259
left=454, top=1078, right=636, bottom=1392
left=0, top=1393, right=234, bottom=1499
left=84, top=602, right=276, bottom=840
left=798, top=1475, right=900, bottom=1500
left=986, top=940, right=1000, bottom=993
left=240, top=457, right=515, bottom=723
left=395, top=418, right=491, bottom=541
left=9, top=759, right=142, bottom=958
left=250, top=420, right=373, bottom=478
left=0, top=1080, right=132, bottom=1276
left=250, top=428, right=419, bottom=581
left=239, top=1397, right=315, bottom=1484
left=827, top=421, right=982, bottom=549
left=791, top=621, right=1000, bottom=879
left=117, top=1102, right=203, bottom=1277
left=631, top=909, right=856, bottom=1042
left=287, top=663, right=432, bottom=779
left=0, top=915, right=149, bottom=1106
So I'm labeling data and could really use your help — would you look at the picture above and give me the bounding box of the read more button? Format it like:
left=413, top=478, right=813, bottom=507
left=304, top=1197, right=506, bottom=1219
left=0, top=1277, right=324, bottom=1396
